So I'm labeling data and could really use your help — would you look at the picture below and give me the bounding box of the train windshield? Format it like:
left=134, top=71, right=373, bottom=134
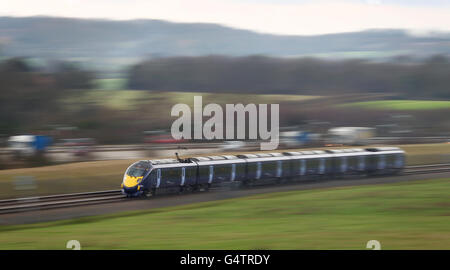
left=126, top=161, right=151, bottom=177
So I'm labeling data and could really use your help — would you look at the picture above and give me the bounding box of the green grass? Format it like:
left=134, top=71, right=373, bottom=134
left=93, top=78, right=128, bottom=91
left=1, top=177, right=449, bottom=249
left=342, top=100, right=450, bottom=110
left=64, top=88, right=322, bottom=111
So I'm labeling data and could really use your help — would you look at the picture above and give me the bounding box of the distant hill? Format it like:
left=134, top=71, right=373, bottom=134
left=1, top=16, right=450, bottom=69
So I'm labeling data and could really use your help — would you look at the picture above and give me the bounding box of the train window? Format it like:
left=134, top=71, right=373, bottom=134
left=198, top=166, right=210, bottom=183
left=367, top=155, right=377, bottom=170
left=185, top=166, right=197, bottom=185
left=161, top=168, right=182, bottom=186
left=247, top=162, right=256, bottom=179
left=322, top=158, right=332, bottom=174
left=308, top=159, right=320, bottom=174
left=395, top=154, right=404, bottom=168
left=261, top=161, right=277, bottom=177
left=282, top=160, right=290, bottom=177
left=347, top=156, right=358, bottom=171
left=126, top=161, right=150, bottom=177
left=235, top=163, right=246, bottom=181
left=214, top=164, right=231, bottom=182
left=378, top=155, right=386, bottom=169
left=387, top=154, right=397, bottom=168
left=166, top=168, right=182, bottom=180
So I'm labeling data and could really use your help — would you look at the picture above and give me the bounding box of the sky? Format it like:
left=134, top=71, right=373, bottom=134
left=1, top=0, right=450, bottom=35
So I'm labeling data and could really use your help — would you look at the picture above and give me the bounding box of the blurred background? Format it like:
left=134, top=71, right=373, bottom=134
left=1, top=1, right=450, bottom=251
left=0, top=0, right=449, bottom=195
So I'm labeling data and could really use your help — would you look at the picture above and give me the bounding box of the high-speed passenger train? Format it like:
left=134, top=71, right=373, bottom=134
left=121, top=147, right=405, bottom=197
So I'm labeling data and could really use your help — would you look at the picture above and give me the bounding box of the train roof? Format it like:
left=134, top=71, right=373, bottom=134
left=192, top=155, right=245, bottom=165
left=142, top=147, right=404, bottom=168
left=365, top=147, right=403, bottom=152
left=149, top=158, right=179, bottom=165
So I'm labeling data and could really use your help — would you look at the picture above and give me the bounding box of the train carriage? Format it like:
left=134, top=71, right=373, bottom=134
left=192, top=155, right=246, bottom=188
left=121, top=147, right=406, bottom=197
left=325, top=149, right=369, bottom=177
left=365, top=147, right=405, bottom=175
left=237, top=153, right=292, bottom=185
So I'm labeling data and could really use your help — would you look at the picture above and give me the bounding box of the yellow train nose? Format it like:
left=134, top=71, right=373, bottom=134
left=123, top=175, right=143, bottom=188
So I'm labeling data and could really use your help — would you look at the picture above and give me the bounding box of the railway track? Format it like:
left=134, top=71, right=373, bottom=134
left=1, top=163, right=449, bottom=215
left=0, top=190, right=124, bottom=215
left=403, top=163, right=450, bottom=175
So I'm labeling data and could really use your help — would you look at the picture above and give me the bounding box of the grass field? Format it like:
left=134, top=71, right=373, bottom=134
left=93, top=78, right=128, bottom=91
left=0, top=143, right=449, bottom=199
left=341, top=100, right=450, bottom=110
left=64, top=89, right=322, bottom=111
left=0, top=177, right=449, bottom=249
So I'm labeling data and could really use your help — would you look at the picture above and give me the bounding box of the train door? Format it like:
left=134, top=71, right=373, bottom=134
left=156, top=169, right=161, bottom=188
left=340, top=156, right=347, bottom=174
left=319, top=158, right=325, bottom=175
left=276, top=160, right=282, bottom=178
left=395, top=153, right=404, bottom=168
left=231, top=163, right=236, bottom=181
left=347, top=155, right=357, bottom=173
left=181, top=167, right=186, bottom=186
left=300, top=159, right=306, bottom=176
left=256, top=162, right=262, bottom=180
left=377, top=155, right=386, bottom=170
left=358, top=155, right=365, bottom=172
left=386, top=154, right=396, bottom=169
left=208, top=165, right=214, bottom=184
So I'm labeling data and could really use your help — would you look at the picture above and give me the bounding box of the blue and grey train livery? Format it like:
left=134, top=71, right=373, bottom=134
left=121, top=147, right=405, bottom=197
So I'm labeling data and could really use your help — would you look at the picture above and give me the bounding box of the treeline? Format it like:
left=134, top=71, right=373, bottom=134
left=128, top=55, right=450, bottom=98
left=0, top=58, right=94, bottom=135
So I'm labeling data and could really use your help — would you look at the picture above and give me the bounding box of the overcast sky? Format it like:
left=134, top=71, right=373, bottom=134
left=1, top=0, right=450, bottom=35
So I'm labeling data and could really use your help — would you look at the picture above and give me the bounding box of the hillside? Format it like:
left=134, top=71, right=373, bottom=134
left=1, top=16, right=450, bottom=69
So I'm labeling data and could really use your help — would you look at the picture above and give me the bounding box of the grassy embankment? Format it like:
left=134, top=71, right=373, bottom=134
left=341, top=100, right=450, bottom=110
left=0, top=177, right=449, bottom=249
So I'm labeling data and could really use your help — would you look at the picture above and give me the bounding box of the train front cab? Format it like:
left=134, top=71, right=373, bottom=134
left=121, top=160, right=152, bottom=197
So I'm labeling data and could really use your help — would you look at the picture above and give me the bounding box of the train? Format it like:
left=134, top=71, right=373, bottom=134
left=121, top=147, right=405, bottom=197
